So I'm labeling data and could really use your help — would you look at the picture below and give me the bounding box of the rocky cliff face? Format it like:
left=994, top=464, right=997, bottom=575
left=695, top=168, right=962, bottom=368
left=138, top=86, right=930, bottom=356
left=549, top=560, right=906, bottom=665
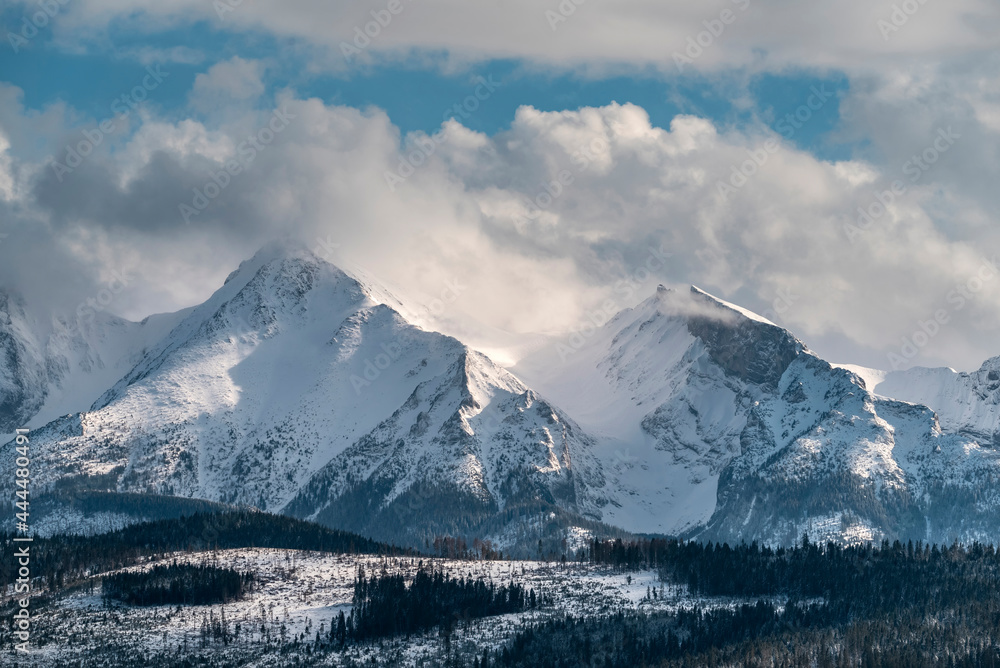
left=518, top=285, right=1000, bottom=546
left=0, top=291, right=47, bottom=432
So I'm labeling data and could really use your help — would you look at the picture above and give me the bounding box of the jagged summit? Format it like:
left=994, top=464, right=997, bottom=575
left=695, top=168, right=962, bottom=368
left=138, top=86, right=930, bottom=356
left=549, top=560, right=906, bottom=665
left=646, top=283, right=786, bottom=330
left=4, top=244, right=1000, bottom=549
left=870, top=355, right=1000, bottom=443
left=688, top=284, right=779, bottom=326
left=3, top=243, right=606, bottom=550
left=625, top=283, right=806, bottom=390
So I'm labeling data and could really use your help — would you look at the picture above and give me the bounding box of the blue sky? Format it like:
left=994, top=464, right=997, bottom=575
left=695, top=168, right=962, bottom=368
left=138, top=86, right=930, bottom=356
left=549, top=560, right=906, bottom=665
left=1, top=12, right=852, bottom=159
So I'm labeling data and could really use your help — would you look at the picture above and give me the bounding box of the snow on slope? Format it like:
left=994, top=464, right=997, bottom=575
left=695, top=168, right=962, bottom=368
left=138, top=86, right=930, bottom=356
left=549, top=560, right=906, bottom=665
left=832, top=364, right=889, bottom=394
left=514, top=285, right=800, bottom=535
left=871, top=360, right=1000, bottom=443
left=833, top=359, right=1000, bottom=445
left=8, top=242, right=606, bottom=549
left=36, top=309, right=188, bottom=428
left=835, top=357, right=1000, bottom=450
left=21, top=548, right=764, bottom=667
left=0, top=289, right=187, bottom=436
left=0, top=291, right=47, bottom=432
left=8, top=247, right=1000, bottom=548
left=517, top=284, right=1000, bottom=545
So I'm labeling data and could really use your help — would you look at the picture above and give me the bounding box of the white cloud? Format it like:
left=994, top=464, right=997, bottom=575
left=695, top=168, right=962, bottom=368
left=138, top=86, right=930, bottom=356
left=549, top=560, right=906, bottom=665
left=0, top=132, right=16, bottom=202
left=189, top=57, right=265, bottom=112
left=46, top=0, right=999, bottom=74
left=4, top=86, right=1000, bottom=372
left=4, top=0, right=1000, bottom=379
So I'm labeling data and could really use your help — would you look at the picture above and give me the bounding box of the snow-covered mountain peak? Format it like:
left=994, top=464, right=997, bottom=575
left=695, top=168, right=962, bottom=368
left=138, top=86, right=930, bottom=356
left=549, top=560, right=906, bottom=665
left=643, top=285, right=808, bottom=391
left=7, top=244, right=1000, bottom=549
left=688, top=285, right=778, bottom=326
left=0, top=289, right=178, bottom=433
left=4, top=243, right=613, bottom=548
left=867, top=355, right=1000, bottom=443
left=641, top=284, right=790, bottom=337
left=977, top=355, right=1000, bottom=378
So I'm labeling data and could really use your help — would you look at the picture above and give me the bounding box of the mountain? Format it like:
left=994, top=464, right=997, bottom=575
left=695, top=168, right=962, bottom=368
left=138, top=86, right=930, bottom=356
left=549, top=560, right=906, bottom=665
left=864, top=360, right=1000, bottom=445
left=514, top=285, right=783, bottom=536
left=5, top=245, right=1000, bottom=549
left=516, top=286, right=1000, bottom=545
left=3, top=244, right=610, bottom=551
left=0, top=291, right=47, bottom=432
left=0, top=290, right=182, bottom=434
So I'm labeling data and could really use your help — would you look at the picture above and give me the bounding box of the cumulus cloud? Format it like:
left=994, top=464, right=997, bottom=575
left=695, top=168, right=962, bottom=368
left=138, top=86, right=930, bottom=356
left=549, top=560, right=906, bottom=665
left=189, top=57, right=266, bottom=112
left=420, top=103, right=1000, bottom=372
left=4, top=0, right=1000, bottom=371
left=3, top=71, right=1000, bottom=372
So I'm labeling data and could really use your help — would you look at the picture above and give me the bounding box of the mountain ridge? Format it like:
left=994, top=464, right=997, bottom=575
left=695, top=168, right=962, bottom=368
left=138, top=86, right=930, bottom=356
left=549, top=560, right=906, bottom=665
left=3, top=245, right=1000, bottom=551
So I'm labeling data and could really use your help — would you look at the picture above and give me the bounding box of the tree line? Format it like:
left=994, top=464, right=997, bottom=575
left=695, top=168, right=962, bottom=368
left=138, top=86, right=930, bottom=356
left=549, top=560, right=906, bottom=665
left=468, top=534, right=1000, bottom=667
left=102, top=562, right=255, bottom=607
left=0, top=509, right=406, bottom=595
left=347, top=563, right=539, bottom=642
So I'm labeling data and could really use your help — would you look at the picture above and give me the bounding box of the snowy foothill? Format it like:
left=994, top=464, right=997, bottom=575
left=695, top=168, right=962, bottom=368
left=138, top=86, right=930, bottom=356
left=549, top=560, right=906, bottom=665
left=14, top=548, right=779, bottom=667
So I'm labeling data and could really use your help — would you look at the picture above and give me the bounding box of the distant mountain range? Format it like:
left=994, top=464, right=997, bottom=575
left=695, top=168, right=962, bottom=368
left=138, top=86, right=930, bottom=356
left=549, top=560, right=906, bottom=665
left=3, top=243, right=1000, bottom=551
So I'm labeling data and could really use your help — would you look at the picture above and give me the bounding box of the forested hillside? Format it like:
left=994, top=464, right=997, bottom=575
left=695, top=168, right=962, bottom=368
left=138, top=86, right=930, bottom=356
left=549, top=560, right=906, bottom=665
left=0, top=510, right=403, bottom=595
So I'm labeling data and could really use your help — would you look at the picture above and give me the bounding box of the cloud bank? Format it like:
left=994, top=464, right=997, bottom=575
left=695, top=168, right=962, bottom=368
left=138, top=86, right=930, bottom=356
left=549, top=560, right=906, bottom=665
left=3, top=1, right=1000, bottom=371
left=1, top=65, right=999, bottom=371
